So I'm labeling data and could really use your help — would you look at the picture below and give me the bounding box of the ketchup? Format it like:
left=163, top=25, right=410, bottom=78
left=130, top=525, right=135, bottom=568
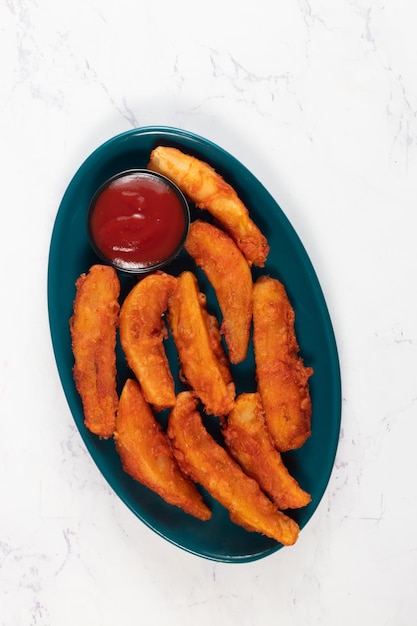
left=88, top=171, right=188, bottom=272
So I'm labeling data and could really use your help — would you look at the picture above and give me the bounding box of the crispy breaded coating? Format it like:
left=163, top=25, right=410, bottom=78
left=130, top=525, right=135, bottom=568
left=148, top=146, right=269, bottom=267
left=167, top=392, right=299, bottom=545
left=253, top=276, right=313, bottom=452
left=70, top=264, right=120, bottom=438
left=115, top=379, right=211, bottom=520
left=223, top=393, right=311, bottom=509
left=168, top=271, right=235, bottom=417
left=185, top=220, right=253, bottom=364
left=119, top=271, right=177, bottom=411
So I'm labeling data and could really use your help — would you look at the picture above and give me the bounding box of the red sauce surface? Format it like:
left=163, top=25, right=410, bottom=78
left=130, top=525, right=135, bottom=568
left=90, top=172, right=187, bottom=270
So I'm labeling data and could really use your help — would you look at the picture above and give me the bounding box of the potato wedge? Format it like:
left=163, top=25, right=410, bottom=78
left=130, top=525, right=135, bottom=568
left=168, top=392, right=299, bottom=545
left=119, top=271, right=177, bottom=411
left=167, top=271, right=235, bottom=417
left=223, top=393, right=311, bottom=509
left=115, top=379, right=211, bottom=520
left=253, top=276, right=313, bottom=451
left=185, top=220, right=253, bottom=364
left=148, top=146, right=269, bottom=267
left=70, top=264, right=120, bottom=438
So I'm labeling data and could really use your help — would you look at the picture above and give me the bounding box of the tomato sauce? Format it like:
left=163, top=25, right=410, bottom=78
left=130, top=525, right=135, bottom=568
left=89, top=171, right=188, bottom=272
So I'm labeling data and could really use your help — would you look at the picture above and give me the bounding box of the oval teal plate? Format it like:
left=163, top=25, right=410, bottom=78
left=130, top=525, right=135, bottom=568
left=48, top=126, right=341, bottom=563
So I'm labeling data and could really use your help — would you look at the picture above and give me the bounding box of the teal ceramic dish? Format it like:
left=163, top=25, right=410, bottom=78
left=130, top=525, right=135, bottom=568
left=48, top=126, right=341, bottom=563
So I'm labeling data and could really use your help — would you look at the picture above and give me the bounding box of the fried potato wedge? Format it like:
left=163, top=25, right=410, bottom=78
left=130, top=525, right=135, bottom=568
left=223, top=393, right=311, bottom=509
left=115, top=379, right=211, bottom=521
left=119, top=271, right=177, bottom=411
left=168, top=392, right=299, bottom=545
left=185, top=220, right=253, bottom=364
left=253, top=276, right=313, bottom=452
left=168, top=271, right=235, bottom=416
left=148, top=146, right=269, bottom=267
left=70, top=264, right=120, bottom=438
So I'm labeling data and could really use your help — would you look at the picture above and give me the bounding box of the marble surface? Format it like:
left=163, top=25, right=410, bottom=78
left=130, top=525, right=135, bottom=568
left=1, top=0, right=416, bottom=624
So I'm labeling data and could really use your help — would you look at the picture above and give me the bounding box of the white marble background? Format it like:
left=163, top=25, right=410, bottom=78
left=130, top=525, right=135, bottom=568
left=1, top=0, right=416, bottom=624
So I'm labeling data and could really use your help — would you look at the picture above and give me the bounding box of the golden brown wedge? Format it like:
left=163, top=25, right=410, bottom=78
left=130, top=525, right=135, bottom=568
left=70, top=264, right=120, bottom=438
left=223, top=393, right=311, bottom=509
left=253, top=276, right=313, bottom=452
left=185, top=220, right=253, bottom=364
left=115, top=379, right=211, bottom=521
left=167, top=392, right=299, bottom=545
left=167, top=271, right=235, bottom=417
left=148, top=146, right=269, bottom=267
left=119, top=271, right=177, bottom=411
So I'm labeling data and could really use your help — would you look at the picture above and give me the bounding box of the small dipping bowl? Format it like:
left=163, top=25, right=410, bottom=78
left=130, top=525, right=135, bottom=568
left=87, top=169, right=190, bottom=274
